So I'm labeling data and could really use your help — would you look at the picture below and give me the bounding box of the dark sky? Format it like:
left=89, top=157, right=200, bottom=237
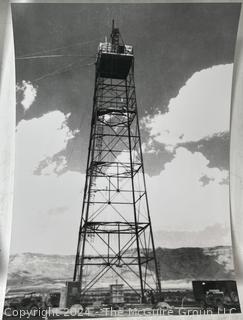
left=12, top=3, right=241, bottom=174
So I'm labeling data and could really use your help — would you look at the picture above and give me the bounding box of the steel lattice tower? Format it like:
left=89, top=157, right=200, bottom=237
left=74, top=22, right=161, bottom=303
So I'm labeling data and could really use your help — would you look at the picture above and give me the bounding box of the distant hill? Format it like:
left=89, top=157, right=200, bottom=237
left=155, top=246, right=234, bottom=280
left=6, top=246, right=235, bottom=293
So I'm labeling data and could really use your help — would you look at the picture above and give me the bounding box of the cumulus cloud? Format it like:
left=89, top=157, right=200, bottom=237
left=144, top=64, right=233, bottom=148
left=142, top=65, right=232, bottom=246
left=16, top=80, right=37, bottom=111
left=11, top=111, right=84, bottom=254
left=146, top=147, right=231, bottom=240
left=16, top=111, right=73, bottom=173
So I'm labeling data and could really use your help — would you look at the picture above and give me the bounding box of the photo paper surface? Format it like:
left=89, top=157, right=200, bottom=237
left=3, top=3, right=242, bottom=318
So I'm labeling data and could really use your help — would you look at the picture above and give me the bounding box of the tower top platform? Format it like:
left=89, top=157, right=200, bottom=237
left=96, top=23, right=134, bottom=79
left=98, top=41, right=133, bottom=56
left=96, top=42, right=133, bottom=80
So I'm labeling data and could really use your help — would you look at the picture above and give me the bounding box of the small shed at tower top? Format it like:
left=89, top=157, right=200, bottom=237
left=96, top=26, right=134, bottom=80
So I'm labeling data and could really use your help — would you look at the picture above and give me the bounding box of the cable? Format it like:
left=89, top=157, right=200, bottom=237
left=16, top=54, right=95, bottom=60
left=32, top=57, right=95, bottom=83
left=33, top=62, right=75, bottom=82
left=17, top=38, right=101, bottom=59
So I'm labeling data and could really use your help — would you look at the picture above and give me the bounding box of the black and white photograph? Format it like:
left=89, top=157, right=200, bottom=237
left=2, top=2, right=242, bottom=318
